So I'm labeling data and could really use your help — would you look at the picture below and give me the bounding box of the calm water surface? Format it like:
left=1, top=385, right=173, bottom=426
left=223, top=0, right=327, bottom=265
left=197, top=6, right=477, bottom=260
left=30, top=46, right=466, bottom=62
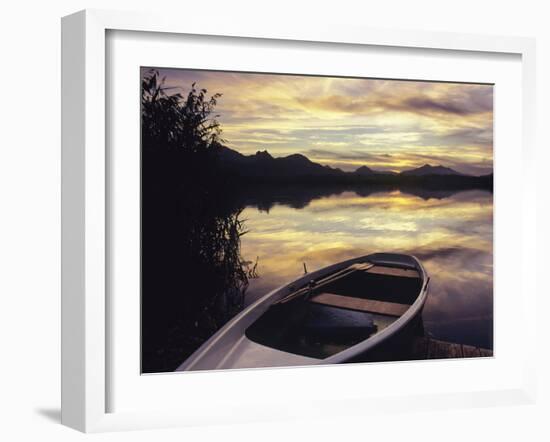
left=240, top=189, right=493, bottom=350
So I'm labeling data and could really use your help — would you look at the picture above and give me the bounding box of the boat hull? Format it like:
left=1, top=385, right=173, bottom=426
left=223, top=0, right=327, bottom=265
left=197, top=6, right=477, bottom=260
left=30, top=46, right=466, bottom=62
left=176, top=252, right=429, bottom=371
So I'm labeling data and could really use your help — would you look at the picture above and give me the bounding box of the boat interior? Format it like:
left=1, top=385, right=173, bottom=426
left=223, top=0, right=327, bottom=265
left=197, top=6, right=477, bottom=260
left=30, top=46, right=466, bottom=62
left=245, top=261, right=423, bottom=359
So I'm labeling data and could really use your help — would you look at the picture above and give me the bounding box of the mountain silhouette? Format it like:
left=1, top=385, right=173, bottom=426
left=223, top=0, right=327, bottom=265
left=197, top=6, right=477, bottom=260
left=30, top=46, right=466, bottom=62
left=216, top=146, right=345, bottom=178
left=216, top=146, right=475, bottom=178
left=354, top=165, right=398, bottom=176
left=214, top=145, right=491, bottom=191
left=353, top=165, right=375, bottom=175
left=401, top=164, right=464, bottom=176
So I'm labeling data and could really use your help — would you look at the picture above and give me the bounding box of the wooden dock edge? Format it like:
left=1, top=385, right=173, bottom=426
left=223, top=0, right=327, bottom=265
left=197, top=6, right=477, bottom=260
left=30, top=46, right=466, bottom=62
left=352, top=336, right=493, bottom=364
left=410, top=336, right=493, bottom=360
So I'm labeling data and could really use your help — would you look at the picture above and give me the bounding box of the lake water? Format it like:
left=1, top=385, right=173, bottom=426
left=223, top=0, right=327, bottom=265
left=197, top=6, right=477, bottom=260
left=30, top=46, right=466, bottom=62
left=240, top=188, right=493, bottom=350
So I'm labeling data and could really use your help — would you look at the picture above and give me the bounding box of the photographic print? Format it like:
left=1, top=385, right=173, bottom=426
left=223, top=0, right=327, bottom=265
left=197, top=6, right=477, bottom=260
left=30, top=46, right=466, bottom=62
left=141, top=68, right=493, bottom=373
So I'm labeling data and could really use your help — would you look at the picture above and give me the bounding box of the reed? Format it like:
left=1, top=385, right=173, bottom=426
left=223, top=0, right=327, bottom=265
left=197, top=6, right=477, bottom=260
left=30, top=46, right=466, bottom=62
left=141, top=70, right=253, bottom=372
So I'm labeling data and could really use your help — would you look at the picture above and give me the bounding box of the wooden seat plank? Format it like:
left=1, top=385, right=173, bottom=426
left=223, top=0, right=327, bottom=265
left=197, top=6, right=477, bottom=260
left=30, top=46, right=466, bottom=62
left=366, top=266, right=419, bottom=278
left=310, top=292, right=410, bottom=317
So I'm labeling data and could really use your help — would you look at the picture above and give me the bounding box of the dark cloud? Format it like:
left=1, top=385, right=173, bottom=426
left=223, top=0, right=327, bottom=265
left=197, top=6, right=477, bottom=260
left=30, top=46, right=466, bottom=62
left=401, top=97, right=474, bottom=115
left=237, top=125, right=385, bottom=138
left=441, top=127, right=493, bottom=146
left=307, top=148, right=391, bottom=163
left=297, top=85, right=493, bottom=118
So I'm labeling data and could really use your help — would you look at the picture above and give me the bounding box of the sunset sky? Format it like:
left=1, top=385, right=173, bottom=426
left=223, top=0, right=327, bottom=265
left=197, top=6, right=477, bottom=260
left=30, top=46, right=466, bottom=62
left=145, top=68, right=493, bottom=175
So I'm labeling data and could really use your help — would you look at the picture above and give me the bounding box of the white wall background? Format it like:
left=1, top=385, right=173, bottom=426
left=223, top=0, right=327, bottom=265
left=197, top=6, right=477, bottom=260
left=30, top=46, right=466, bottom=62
left=0, top=0, right=548, bottom=440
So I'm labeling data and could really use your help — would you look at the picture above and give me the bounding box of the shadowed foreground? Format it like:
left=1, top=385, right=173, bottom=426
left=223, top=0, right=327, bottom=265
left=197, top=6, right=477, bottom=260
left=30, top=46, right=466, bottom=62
left=141, top=71, right=252, bottom=372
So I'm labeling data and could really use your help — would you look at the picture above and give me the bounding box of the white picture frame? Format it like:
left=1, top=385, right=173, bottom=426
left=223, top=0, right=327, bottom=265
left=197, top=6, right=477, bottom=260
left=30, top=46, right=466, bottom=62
left=61, top=9, right=538, bottom=433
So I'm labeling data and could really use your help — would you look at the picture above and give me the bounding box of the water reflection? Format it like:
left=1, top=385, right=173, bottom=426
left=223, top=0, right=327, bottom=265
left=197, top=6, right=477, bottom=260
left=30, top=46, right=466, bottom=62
left=241, top=189, right=493, bottom=350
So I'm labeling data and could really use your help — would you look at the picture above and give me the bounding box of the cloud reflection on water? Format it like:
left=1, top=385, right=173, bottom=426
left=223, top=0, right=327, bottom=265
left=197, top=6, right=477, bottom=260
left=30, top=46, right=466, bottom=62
left=241, top=189, right=493, bottom=349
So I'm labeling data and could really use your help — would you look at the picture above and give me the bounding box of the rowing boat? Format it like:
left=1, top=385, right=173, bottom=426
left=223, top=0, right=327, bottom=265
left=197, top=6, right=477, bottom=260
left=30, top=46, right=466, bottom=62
left=176, top=252, right=429, bottom=371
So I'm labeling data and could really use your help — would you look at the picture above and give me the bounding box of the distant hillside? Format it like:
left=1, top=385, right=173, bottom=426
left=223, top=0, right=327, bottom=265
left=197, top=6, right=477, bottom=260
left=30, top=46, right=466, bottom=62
left=217, top=147, right=344, bottom=178
left=353, top=165, right=376, bottom=176
left=401, top=164, right=464, bottom=176
left=354, top=165, right=397, bottom=176
left=214, top=145, right=491, bottom=190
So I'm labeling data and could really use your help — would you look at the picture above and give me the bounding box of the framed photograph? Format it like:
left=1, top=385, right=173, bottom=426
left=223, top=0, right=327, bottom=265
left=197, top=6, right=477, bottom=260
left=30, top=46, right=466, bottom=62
left=140, top=66, right=494, bottom=374
left=61, top=9, right=537, bottom=432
